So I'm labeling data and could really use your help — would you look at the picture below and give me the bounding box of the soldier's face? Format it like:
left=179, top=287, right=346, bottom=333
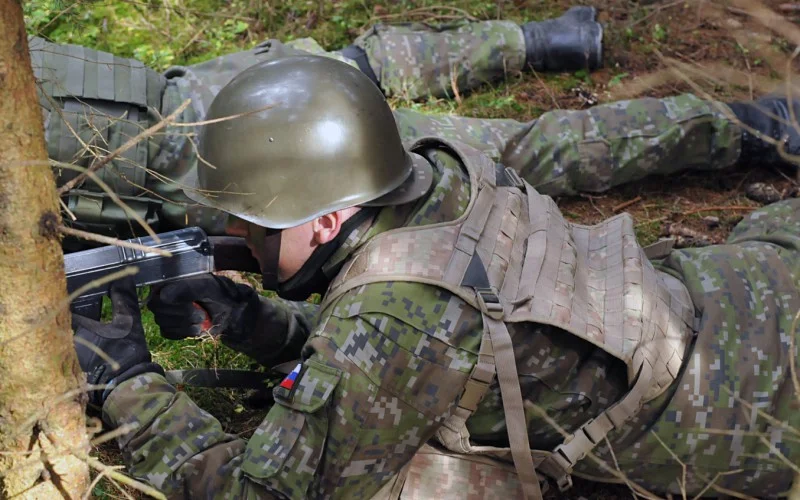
left=226, top=210, right=355, bottom=282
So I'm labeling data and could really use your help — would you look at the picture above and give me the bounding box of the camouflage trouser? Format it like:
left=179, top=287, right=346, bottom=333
left=348, top=21, right=526, bottom=101
left=394, top=92, right=743, bottom=197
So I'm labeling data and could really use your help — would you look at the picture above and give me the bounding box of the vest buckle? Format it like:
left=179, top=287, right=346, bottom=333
left=503, top=166, right=524, bottom=188
left=475, top=286, right=504, bottom=319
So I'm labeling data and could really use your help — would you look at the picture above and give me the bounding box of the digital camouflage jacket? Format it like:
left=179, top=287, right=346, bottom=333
left=104, top=138, right=800, bottom=498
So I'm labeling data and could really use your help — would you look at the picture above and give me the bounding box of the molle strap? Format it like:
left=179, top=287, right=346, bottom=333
left=65, top=191, right=160, bottom=227
left=460, top=253, right=542, bottom=499
left=483, top=310, right=542, bottom=500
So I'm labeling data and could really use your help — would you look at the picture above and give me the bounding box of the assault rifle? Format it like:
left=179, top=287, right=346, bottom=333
left=64, top=227, right=261, bottom=320
left=65, top=227, right=279, bottom=390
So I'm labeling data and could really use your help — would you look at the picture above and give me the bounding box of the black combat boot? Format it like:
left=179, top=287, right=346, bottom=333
left=521, top=6, right=604, bottom=72
left=728, top=95, right=800, bottom=168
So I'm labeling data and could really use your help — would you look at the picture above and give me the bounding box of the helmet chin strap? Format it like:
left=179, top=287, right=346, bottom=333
left=245, top=207, right=377, bottom=300
left=275, top=207, right=379, bottom=302
left=247, top=226, right=282, bottom=290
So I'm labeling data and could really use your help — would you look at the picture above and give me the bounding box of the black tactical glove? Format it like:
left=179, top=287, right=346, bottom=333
left=73, top=277, right=163, bottom=408
left=147, top=274, right=261, bottom=341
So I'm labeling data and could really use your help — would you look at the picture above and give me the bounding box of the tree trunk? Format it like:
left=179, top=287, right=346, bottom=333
left=0, top=2, right=90, bottom=498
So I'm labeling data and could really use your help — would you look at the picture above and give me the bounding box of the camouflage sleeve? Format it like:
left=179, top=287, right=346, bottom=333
left=103, top=282, right=480, bottom=498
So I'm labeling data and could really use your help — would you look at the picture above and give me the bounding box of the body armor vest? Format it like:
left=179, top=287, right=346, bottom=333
left=322, top=138, right=697, bottom=498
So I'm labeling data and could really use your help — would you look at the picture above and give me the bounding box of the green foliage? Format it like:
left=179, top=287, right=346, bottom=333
left=608, top=72, right=629, bottom=88
left=25, top=0, right=258, bottom=70
left=574, top=68, right=592, bottom=85
left=651, top=23, right=667, bottom=43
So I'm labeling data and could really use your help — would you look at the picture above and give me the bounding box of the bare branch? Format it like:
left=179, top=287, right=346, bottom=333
left=58, top=99, right=191, bottom=195
left=58, top=226, right=172, bottom=257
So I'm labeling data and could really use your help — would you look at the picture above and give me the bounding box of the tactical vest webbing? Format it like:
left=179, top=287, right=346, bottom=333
left=322, top=138, right=696, bottom=498
left=30, top=36, right=166, bottom=232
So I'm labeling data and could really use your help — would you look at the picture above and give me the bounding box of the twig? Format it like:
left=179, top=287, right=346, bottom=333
left=73, top=337, right=121, bottom=372
left=59, top=198, right=77, bottom=221
left=90, top=424, right=139, bottom=447
left=41, top=421, right=166, bottom=500
left=581, top=194, right=607, bottom=218
left=682, top=205, right=756, bottom=217
left=83, top=464, right=122, bottom=500
left=177, top=21, right=208, bottom=56
left=650, top=430, right=688, bottom=500
left=612, top=196, right=643, bottom=213
left=692, top=469, right=748, bottom=499
left=758, top=436, right=800, bottom=474
left=0, top=265, right=139, bottom=353
left=55, top=161, right=160, bottom=241
left=96, top=470, right=135, bottom=500
left=737, top=41, right=754, bottom=101
left=627, top=0, right=686, bottom=28
left=601, top=437, right=648, bottom=500
left=722, top=386, right=800, bottom=438
left=33, top=1, right=81, bottom=36
left=450, top=64, right=462, bottom=106
left=85, top=456, right=165, bottom=500
left=530, top=68, right=560, bottom=110
left=789, top=310, right=800, bottom=403
left=164, top=103, right=274, bottom=128
left=58, top=100, right=191, bottom=195
left=729, top=0, right=800, bottom=48
left=58, top=226, right=173, bottom=257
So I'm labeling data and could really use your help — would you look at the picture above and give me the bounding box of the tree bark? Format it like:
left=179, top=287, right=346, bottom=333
left=0, top=2, right=90, bottom=498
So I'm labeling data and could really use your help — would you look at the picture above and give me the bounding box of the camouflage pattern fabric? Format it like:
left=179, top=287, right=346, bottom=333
left=571, top=199, right=800, bottom=496
left=36, top=28, right=747, bottom=239
left=395, top=93, right=742, bottom=196
left=103, top=143, right=627, bottom=498
left=104, top=141, right=800, bottom=498
left=352, top=20, right=526, bottom=101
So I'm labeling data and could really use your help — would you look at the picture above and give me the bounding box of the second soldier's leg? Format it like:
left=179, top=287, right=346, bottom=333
left=501, top=93, right=743, bottom=197
left=338, top=6, right=603, bottom=101
left=392, top=108, right=530, bottom=161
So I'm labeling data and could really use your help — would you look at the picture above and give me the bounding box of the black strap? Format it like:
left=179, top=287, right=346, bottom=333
left=340, top=45, right=381, bottom=89
left=165, top=369, right=272, bottom=389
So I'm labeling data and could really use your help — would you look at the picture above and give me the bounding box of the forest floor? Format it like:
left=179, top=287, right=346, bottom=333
left=25, top=0, right=800, bottom=497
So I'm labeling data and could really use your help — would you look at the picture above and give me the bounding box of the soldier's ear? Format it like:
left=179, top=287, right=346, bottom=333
left=311, top=212, right=342, bottom=245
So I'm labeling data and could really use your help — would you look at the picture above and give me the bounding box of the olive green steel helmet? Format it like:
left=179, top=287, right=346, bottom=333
left=185, top=55, right=433, bottom=229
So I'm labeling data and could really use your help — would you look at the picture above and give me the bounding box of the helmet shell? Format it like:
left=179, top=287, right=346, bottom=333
left=187, top=55, right=430, bottom=229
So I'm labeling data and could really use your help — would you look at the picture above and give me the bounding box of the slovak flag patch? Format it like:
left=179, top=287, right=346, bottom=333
left=279, top=363, right=303, bottom=391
